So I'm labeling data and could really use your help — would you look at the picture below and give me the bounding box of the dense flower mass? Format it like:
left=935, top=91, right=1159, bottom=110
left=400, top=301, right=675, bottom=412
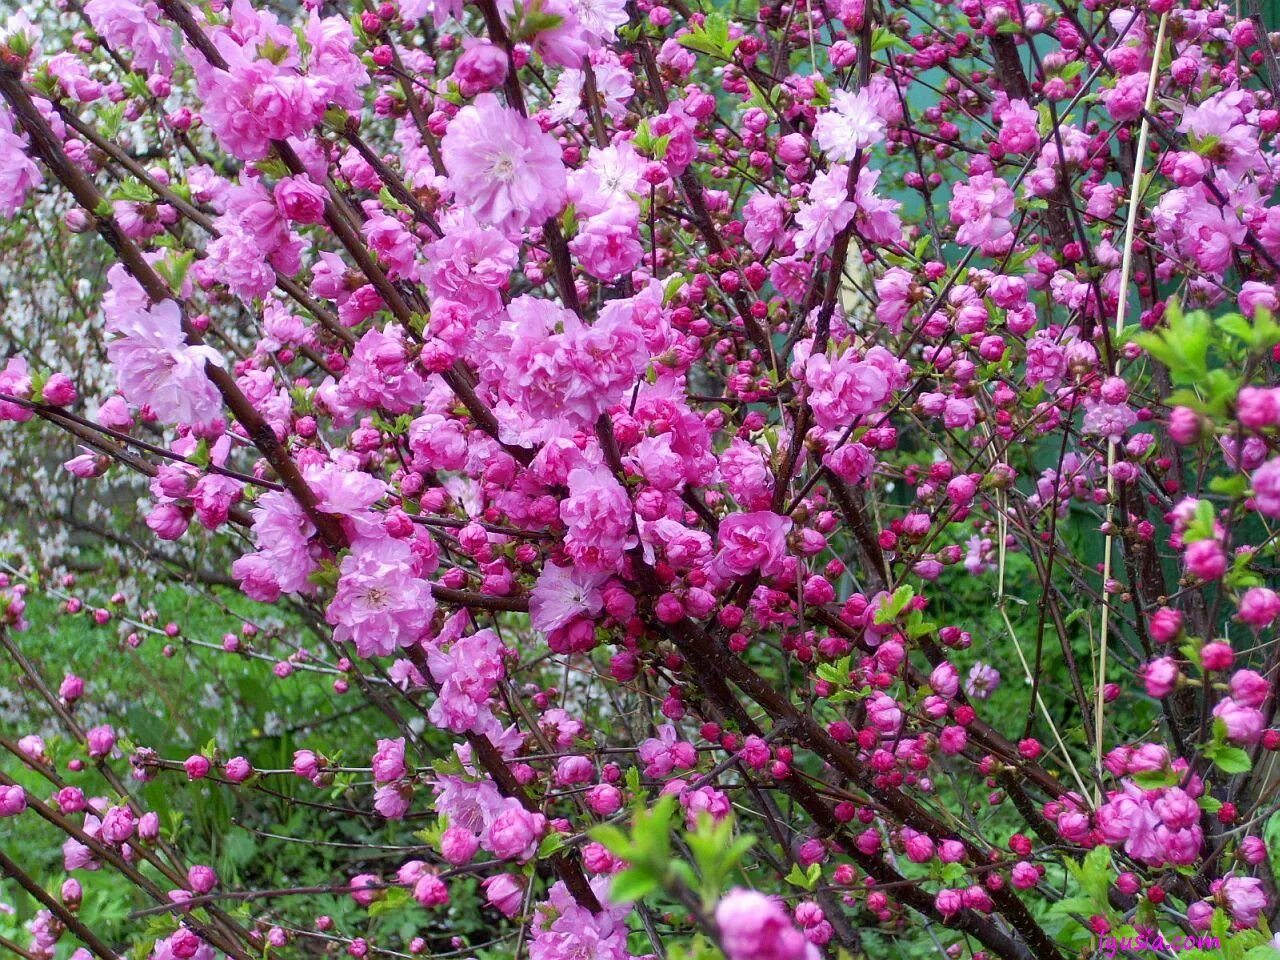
left=2, top=0, right=1280, bottom=959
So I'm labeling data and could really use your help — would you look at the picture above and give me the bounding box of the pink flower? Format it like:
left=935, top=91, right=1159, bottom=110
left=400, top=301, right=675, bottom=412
left=561, top=466, right=633, bottom=575
left=305, top=13, right=369, bottom=111
left=374, top=782, right=413, bottom=819
left=41, top=373, right=78, bottom=406
left=530, top=563, right=605, bottom=635
left=743, top=193, right=790, bottom=256
left=715, top=889, right=816, bottom=960
left=814, top=88, right=885, bottom=161
left=0, top=785, right=26, bottom=817
left=930, top=662, right=960, bottom=698
left=362, top=211, right=418, bottom=281
left=153, top=930, right=215, bottom=960
left=569, top=202, right=643, bottom=281
left=106, top=299, right=224, bottom=426
left=949, top=172, right=1015, bottom=251
left=1184, top=539, right=1228, bottom=581
left=273, top=175, right=327, bottom=224
left=935, top=889, right=964, bottom=916
left=1141, top=657, right=1179, bottom=698
left=224, top=757, right=253, bottom=783
left=327, top=536, right=437, bottom=658
left=413, top=873, right=449, bottom=907
left=82, top=0, right=174, bottom=76
left=146, top=502, right=190, bottom=541
left=423, top=215, right=517, bottom=320
left=184, top=755, right=211, bottom=780
left=0, top=105, right=41, bottom=218
left=1213, top=697, right=1265, bottom=744
left=100, top=805, right=136, bottom=844
left=85, top=725, right=115, bottom=758
left=1230, top=670, right=1270, bottom=708
left=197, top=48, right=322, bottom=162
left=484, top=798, right=546, bottom=862
left=187, top=865, right=217, bottom=894
left=233, top=490, right=319, bottom=601
left=293, top=750, right=322, bottom=781
left=715, top=511, right=793, bottom=579
left=1252, top=458, right=1280, bottom=518
left=795, top=165, right=855, bottom=254
left=803, top=350, right=895, bottom=431
left=866, top=692, right=902, bottom=734
left=191, top=475, right=241, bottom=530
left=720, top=439, right=775, bottom=510
left=965, top=662, right=1000, bottom=699
left=371, top=737, right=407, bottom=784
left=585, top=784, right=622, bottom=815
left=0, top=356, right=34, bottom=422
left=453, top=39, right=508, bottom=97
left=441, top=93, right=567, bottom=232
left=1217, top=876, right=1268, bottom=927
left=426, top=629, right=505, bottom=734
left=1239, top=586, right=1280, bottom=632
left=499, top=295, right=649, bottom=431
left=482, top=875, right=524, bottom=916
left=440, top=825, right=480, bottom=865
left=996, top=98, right=1039, bottom=153
left=338, top=326, right=426, bottom=414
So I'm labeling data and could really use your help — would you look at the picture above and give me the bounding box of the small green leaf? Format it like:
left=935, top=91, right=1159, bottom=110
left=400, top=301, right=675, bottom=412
left=1204, top=742, right=1252, bottom=775
left=608, top=866, right=659, bottom=903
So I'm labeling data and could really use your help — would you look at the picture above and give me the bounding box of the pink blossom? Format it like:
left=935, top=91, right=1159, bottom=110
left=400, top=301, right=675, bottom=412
left=327, top=536, right=437, bottom=658
left=83, top=0, right=174, bottom=76
left=795, top=165, right=855, bottom=254
left=814, top=88, right=885, bottom=161
left=561, top=466, right=633, bottom=575
left=371, top=737, right=407, bottom=784
left=803, top=350, right=895, bottom=431
left=530, top=563, right=605, bottom=635
left=569, top=202, right=643, bottom=281
left=715, top=889, right=817, bottom=960
left=482, top=874, right=524, bottom=916
left=715, top=511, right=793, bottom=579
left=1217, top=876, right=1268, bottom=927
left=441, top=93, right=567, bottom=232
left=426, top=629, right=505, bottom=735
left=484, top=798, right=546, bottom=862
left=106, top=299, right=224, bottom=427
left=197, top=48, right=322, bottom=162
left=949, top=173, right=1015, bottom=251
left=1252, top=459, right=1280, bottom=518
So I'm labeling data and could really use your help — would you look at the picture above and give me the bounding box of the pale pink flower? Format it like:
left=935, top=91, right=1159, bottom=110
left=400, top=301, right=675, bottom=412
left=105, top=300, right=224, bottom=426
left=326, top=535, right=436, bottom=657
left=814, top=88, right=886, bottom=161
left=441, top=93, right=567, bottom=232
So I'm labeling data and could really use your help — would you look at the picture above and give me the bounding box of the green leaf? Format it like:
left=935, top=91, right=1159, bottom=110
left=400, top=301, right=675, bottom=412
left=1061, top=845, right=1112, bottom=914
left=367, top=885, right=410, bottom=917
left=1210, top=474, right=1249, bottom=498
left=1130, top=300, right=1212, bottom=386
left=873, top=585, right=914, bottom=625
left=1204, top=741, right=1252, bottom=775
left=537, top=832, right=566, bottom=858
left=784, top=862, right=821, bottom=890
left=609, top=866, right=659, bottom=903
left=1132, top=768, right=1178, bottom=789
left=676, top=12, right=740, bottom=58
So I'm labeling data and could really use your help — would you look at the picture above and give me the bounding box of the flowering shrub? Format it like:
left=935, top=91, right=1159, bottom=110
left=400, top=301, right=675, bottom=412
left=2, top=0, right=1280, bottom=957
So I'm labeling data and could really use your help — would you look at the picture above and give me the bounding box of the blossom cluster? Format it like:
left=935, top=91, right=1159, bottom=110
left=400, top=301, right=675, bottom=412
left=1, top=0, right=1280, bottom=957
